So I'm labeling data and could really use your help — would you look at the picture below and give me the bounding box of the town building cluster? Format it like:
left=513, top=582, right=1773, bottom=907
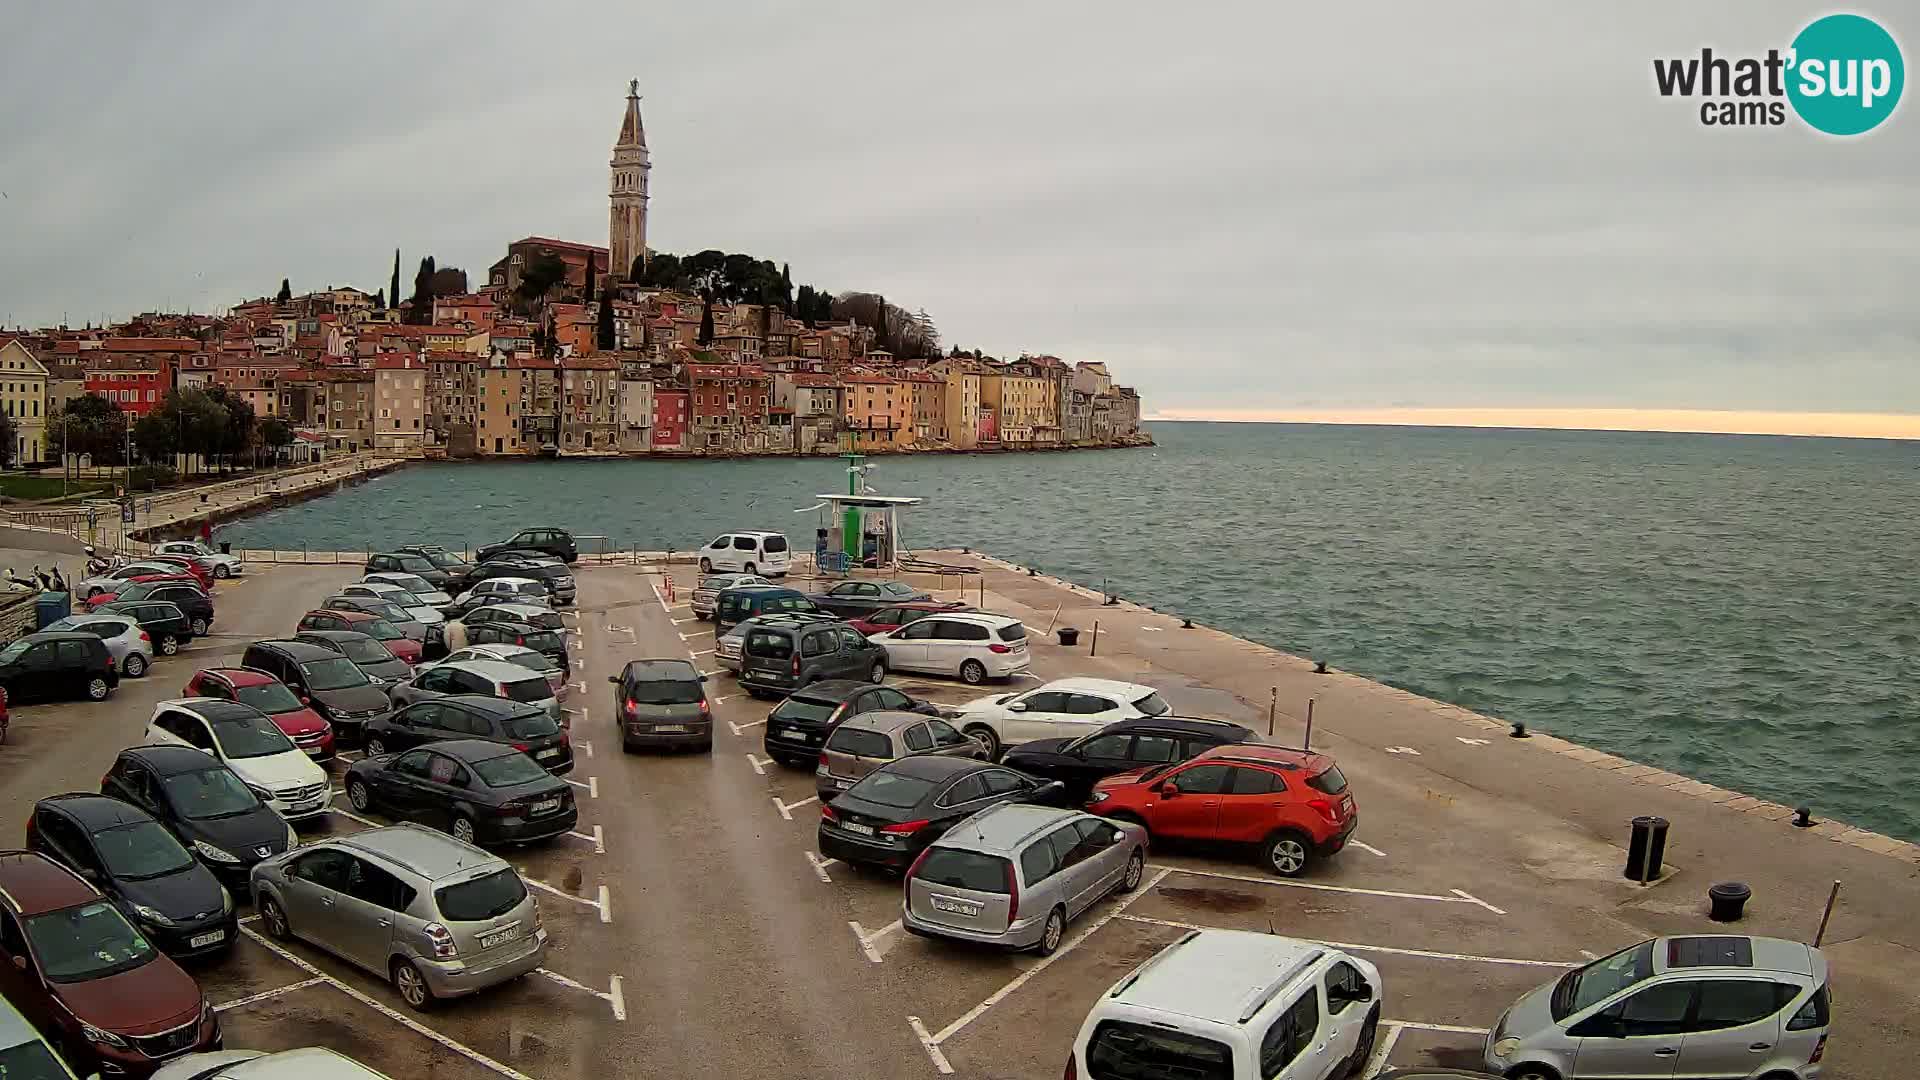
left=0, top=84, right=1146, bottom=465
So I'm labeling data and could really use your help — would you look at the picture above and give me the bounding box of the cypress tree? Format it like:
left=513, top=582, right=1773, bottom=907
left=389, top=249, right=401, bottom=309
left=597, top=295, right=616, bottom=351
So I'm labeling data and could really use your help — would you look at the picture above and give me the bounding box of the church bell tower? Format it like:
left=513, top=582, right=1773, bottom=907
left=609, top=80, right=651, bottom=283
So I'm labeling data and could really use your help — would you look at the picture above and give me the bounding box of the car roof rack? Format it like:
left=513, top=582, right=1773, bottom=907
left=1109, top=930, right=1201, bottom=998
left=1238, top=949, right=1325, bottom=1023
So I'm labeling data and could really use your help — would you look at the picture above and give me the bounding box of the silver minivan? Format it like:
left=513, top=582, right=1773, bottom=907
left=817, top=710, right=983, bottom=800
left=251, top=824, right=547, bottom=1009
left=903, top=803, right=1147, bottom=956
left=390, top=658, right=559, bottom=719
left=1486, top=935, right=1831, bottom=1080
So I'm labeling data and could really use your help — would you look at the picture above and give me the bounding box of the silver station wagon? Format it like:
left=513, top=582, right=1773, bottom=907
left=250, top=824, right=547, bottom=1009
left=903, top=803, right=1147, bottom=956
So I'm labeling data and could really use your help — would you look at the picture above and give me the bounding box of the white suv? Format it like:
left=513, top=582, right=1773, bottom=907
left=951, top=677, right=1171, bottom=759
left=697, top=531, right=791, bottom=577
left=868, top=612, right=1030, bottom=685
left=1071, top=928, right=1383, bottom=1080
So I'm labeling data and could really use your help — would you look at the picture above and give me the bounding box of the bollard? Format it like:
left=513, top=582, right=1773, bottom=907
left=1313, top=660, right=1328, bottom=674
left=1510, top=721, right=1530, bottom=738
left=1625, top=816, right=1669, bottom=882
left=1090, top=620, right=1100, bottom=657
left=1707, top=882, right=1751, bottom=922
left=1055, top=627, right=1079, bottom=647
left=1793, top=806, right=1815, bottom=828
left=1181, top=617, right=1193, bottom=629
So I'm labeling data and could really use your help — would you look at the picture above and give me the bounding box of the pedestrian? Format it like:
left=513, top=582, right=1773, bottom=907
left=199, top=519, right=214, bottom=547
left=443, top=618, right=468, bottom=653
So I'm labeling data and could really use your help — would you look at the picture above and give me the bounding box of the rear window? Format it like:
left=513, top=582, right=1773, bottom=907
left=1306, top=765, right=1348, bottom=795
left=745, top=630, right=795, bottom=658
left=501, top=710, right=560, bottom=738
left=521, top=630, right=564, bottom=653
left=718, top=595, right=749, bottom=618
left=510, top=651, right=560, bottom=675
left=826, top=727, right=894, bottom=758
left=1087, top=1020, right=1232, bottom=1080
left=848, top=770, right=936, bottom=808
left=913, top=849, right=1009, bottom=892
left=1788, top=984, right=1830, bottom=1031
left=995, top=622, right=1027, bottom=643
left=762, top=535, right=787, bottom=553
left=771, top=697, right=837, bottom=723
left=1130, top=692, right=1171, bottom=716
left=629, top=678, right=702, bottom=705
left=503, top=677, right=552, bottom=704
left=434, top=869, right=528, bottom=922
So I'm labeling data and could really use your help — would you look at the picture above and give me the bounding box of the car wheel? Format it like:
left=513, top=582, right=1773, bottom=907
left=1116, top=851, right=1145, bottom=894
left=347, top=779, right=372, bottom=812
left=366, top=737, right=389, bottom=757
left=260, top=896, right=291, bottom=939
left=743, top=562, right=756, bottom=575
left=190, top=616, right=209, bottom=636
left=963, top=724, right=1001, bottom=760
left=1035, top=907, right=1067, bottom=956
left=1505, top=1067, right=1561, bottom=1080
left=1347, top=1008, right=1380, bottom=1079
left=958, top=659, right=987, bottom=685
left=122, top=653, right=147, bottom=678
left=392, top=959, right=434, bottom=1010
left=214, top=565, right=231, bottom=579
left=159, top=635, right=180, bottom=656
left=1263, top=830, right=1313, bottom=877
left=449, top=815, right=477, bottom=845
left=698, top=558, right=713, bottom=574
left=869, top=660, right=887, bottom=684
left=85, top=677, right=110, bottom=702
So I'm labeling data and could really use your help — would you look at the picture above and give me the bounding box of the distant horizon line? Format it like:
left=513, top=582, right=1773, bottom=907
left=1140, top=407, right=1920, bottom=442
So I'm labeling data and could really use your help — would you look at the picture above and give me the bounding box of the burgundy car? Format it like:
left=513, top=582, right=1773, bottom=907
left=847, top=600, right=975, bottom=637
left=184, top=667, right=335, bottom=763
left=0, top=850, right=219, bottom=1077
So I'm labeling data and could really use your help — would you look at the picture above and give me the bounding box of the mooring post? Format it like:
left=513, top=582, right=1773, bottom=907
left=1813, top=880, right=1842, bottom=947
left=1303, top=698, right=1314, bottom=749
left=1268, top=687, right=1277, bottom=737
left=1090, top=620, right=1100, bottom=657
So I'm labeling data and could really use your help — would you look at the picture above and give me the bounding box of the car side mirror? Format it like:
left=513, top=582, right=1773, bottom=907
left=699, top=675, right=710, bottom=683
left=1158, top=781, right=1181, bottom=798
left=299, top=695, right=310, bottom=705
left=1031, top=780, right=1067, bottom=804
left=607, top=675, right=620, bottom=684
left=1006, top=702, right=1027, bottom=713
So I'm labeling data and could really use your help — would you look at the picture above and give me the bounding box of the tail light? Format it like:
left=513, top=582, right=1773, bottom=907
left=139, top=631, right=151, bottom=642
left=512, top=742, right=531, bottom=753
left=559, top=729, right=570, bottom=746
left=424, top=922, right=457, bottom=958
left=1307, top=798, right=1341, bottom=825
left=817, top=752, right=828, bottom=769
left=1064, top=1054, right=1077, bottom=1080
left=699, top=698, right=711, bottom=715
left=881, top=819, right=929, bottom=835
left=905, top=845, right=933, bottom=879
left=791, top=654, right=801, bottom=676
left=496, top=800, right=525, bottom=817
left=1810, top=1035, right=1827, bottom=1064
left=988, top=643, right=1010, bottom=654
left=515, top=635, right=526, bottom=646
left=625, top=699, right=638, bottom=717
left=829, top=704, right=848, bottom=724
left=1004, top=859, right=1020, bottom=923
left=820, top=803, right=838, bottom=822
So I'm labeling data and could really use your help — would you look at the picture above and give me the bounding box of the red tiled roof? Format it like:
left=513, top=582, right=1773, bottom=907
left=562, top=356, right=619, bottom=370
left=102, top=337, right=199, bottom=352
left=788, top=374, right=840, bottom=388
left=688, top=364, right=768, bottom=380
left=510, top=236, right=610, bottom=256
left=372, top=354, right=421, bottom=370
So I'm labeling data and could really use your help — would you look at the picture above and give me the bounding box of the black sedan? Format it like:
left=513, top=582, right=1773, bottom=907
left=763, top=680, right=952, bottom=768
left=363, top=694, right=574, bottom=774
left=817, top=756, right=1066, bottom=871
left=345, top=739, right=578, bottom=846
left=100, top=746, right=297, bottom=886
left=808, top=580, right=933, bottom=618
left=108, top=580, right=216, bottom=636
left=98, top=598, right=196, bottom=654
left=1001, top=716, right=1261, bottom=800
left=27, top=793, right=236, bottom=957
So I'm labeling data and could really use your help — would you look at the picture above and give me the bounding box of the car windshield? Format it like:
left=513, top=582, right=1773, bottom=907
left=880, top=582, right=917, bottom=597
left=0, top=640, right=29, bottom=665
left=235, top=682, right=302, bottom=713
left=503, top=678, right=552, bottom=705
left=395, top=556, right=437, bottom=572
left=26, top=901, right=156, bottom=982
left=1553, top=940, right=1655, bottom=1020
left=771, top=697, right=836, bottom=723
left=1136, top=763, right=1179, bottom=785
left=335, top=638, right=391, bottom=664
left=472, top=753, right=550, bottom=787
left=1130, top=692, right=1172, bottom=716
left=914, top=849, right=1009, bottom=891
left=996, top=622, right=1028, bottom=643
left=629, top=678, right=701, bottom=705
left=501, top=710, right=560, bottom=738
left=1086, top=1020, right=1232, bottom=1080
left=376, top=590, right=426, bottom=607
left=848, top=770, right=936, bottom=809
left=385, top=574, right=435, bottom=593
left=826, top=727, right=893, bottom=758
left=301, top=657, right=371, bottom=690
left=95, top=821, right=196, bottom=879
left=435, top=869, right=527, bottom=922
left=163, top=768, right=263, bottom=819
left=0, top=1039, right=66, bottom=1080
left=355, top=603, right=409, bottom=623
left=213, top=717, right=296, bottom=759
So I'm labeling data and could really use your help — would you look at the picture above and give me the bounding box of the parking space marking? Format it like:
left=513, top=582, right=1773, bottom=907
left=679, top=628, right=715, bottom=639
left=806, top=851, right=837, bottom=883
left=336, top=750, right=365, bottom=764
left=565, top=824, right=606, bottom=853
left=849, top=919, right=901, bottom=964
left=1384, top=1020, right=1490, bottom=1035
left=521, top=875, right=613, bottom=923
left=213, top=976, right=329, bottom=1012
left=563, top=776, right=598, bottom=799
left=327, top=804, right=383, bottom=829
left=711, top=693, right=737, bottom=705
left=569, top=680, right=587, bottom=692
left=1114, top=914, right=1574, bottom=968
left=746, top=753, right=773, bottom=776
left=688, top=647, right=715, bottom=657
left=698, top=669, right=721, bottom=678
left=576, top=739, right=593, bottom=759
left=1361, top=1024, right=1403, bottom=1079
left=1579, top=949, right=1600, bottom=960
left=907, top=1016, right=955, bottom=1075
left=772, top=794, right=818, bottom=820
left=1351, top=839, right=1388, bottom=858
left=534, top=968, right=627, bottom=1021
left=728, top=716, right=768, bottom=736
left=238, top=925, right=538, bottom=1080
left=1151, top=865, right=1506, bottom=914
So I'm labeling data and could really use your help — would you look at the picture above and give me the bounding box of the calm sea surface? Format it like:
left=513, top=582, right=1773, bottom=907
left=232, top=423, right=1920, bottom=841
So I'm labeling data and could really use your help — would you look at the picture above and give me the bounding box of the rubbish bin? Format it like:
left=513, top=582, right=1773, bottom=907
left=219, top=541, right=231, bottom=555
left=1708, top=881, right=1751, bottom=922
left=34, top=592, right=72, bottom=629
left=1624, top=815, right=1670, bottom=882
left=1056, top=627, right=1080, bottom=647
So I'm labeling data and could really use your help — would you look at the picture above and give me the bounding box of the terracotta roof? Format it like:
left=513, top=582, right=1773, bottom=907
left=510, top=236, right=610, bottom=256
left=372, top=354, right=421, bottom=370
left=788, top=374, right=840, bottom=388
left=562, top=356, right=619, bottom=370
left=102, top=337, right=199, bottom=352
left=842, top=372, right=896, bottom=385
left=688, top=364, right=768, bottom=380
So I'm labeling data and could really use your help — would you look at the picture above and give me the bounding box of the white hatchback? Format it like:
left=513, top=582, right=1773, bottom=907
left=144, top=698, right=332, bottom=821
left=951, top=677, right=1171, bottom=759
left=697, top=531, right=791, bottom=577
left=1072, top=928, right=1384, bottom=1080
left=868, top=612, right=1030, bottom=686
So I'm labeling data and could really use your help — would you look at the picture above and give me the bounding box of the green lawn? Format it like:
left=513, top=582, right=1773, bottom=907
left=0, top=473, right=113, bottom=501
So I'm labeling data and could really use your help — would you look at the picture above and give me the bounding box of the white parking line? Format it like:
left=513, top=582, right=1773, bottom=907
left=806, top=851, right=837, bottom=883
left=772, top=794, right=819, bottom=821
left=569, top=680, right=587, bottom=692
left=577, top=739, right=593, bottom=759
left=688, top=648, right=715, bottom=657
left=711, top=693, right=737, bottom=705
left=728, top=716, right=768, bottom=736
left=849, top=919, right=901, bottom=964
left=746, top=753, right=773, bottom=776
left=563, top=776, right=598, bottom=798
left=522, top=876, right=613, bottom=923
left=1114, top=914, right=1575, bottom=968
left=238, top=926, right=537, bottom=1080
left=1351, top=839, right=1389, bottom=858
left=679, top=628, right=715, bottom=638
left=908, top=1016, right=954, bottom=1075
left=534, top=969, right=627, bottom=1021
left=327, top=804, right=383, bottom=829
left=698, top=669, right=721, bottom=678
left=565, top=824, right=606, bottom=853
left=213, top=976, right=329, bottom=1012
left=1383, top=1020, right=1490, bottom=1035
left=1152, top=865, right=1507, bottom=914
left=1361, top=1024, right=1403, bottom=1079
left=651, top=581, right=673, bottom=613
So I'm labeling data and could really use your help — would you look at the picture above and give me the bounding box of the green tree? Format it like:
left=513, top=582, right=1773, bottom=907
left=406, top=256, right=437, bottom=323
left=584, top=252, right=597, bottom=305
left=373, top=287, right=385, bottom=308
left=276, top=278, right=292, bottom=304
left=513, top=254, right=569, bottom=313
left=697, top=288, right=715, bottom=345
left=260, top=418, right=294, bottom=464
left=48, top=394, right=128, bottom=467
left=597, top=297, right=617, bottom=351
left=0, top=410, right=15, bottom=468
left=390, top=248, right=401, bottom=310
left=131, top=409, right=178, bottom=464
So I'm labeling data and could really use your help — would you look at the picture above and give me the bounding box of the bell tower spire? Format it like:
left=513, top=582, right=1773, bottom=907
left=610, top=80, right=651, bottom=283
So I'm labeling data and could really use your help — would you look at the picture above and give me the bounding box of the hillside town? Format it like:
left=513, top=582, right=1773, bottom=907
left=0, top=84, right=1147, bottom=468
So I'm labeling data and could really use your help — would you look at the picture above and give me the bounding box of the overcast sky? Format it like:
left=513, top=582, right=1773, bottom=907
left=1, top=2, right=1914, bottom=423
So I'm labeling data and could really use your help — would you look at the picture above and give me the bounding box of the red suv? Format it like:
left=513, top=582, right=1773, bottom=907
left=0, top=850, right=220, bottom=1077
left=183, top=667, right=335, bottom=763
left=1088, top=744, right=1357, bottom=877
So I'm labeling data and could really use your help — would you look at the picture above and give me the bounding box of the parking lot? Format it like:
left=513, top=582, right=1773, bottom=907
left=2, top=556, right=1908, bottom=1079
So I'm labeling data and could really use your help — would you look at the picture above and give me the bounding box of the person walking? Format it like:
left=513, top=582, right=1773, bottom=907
left=198, top=518, right=214, bottom=548
left=443, top=617, right=468, bottom=653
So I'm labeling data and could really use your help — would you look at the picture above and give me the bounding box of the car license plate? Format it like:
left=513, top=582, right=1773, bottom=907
left=655, top=724, right=687, bottom=733
left=930, top=895, right=981, bottom=916
left=840, top=821, right=875, bottom=836
left=289, top=799, right=320, bottom=813
left=531, top=798, right=562, bottom=814
left=190, top=930, right=225, bottom=948
left=1341, top=796, right=1354, bottom=816
left=834, top=778, right=852, bottom=789
left=535, top=748, right=561, bottom=760
left=479, top=927, right=520, bottom=949
left=781, top=726, right=803, bottom=738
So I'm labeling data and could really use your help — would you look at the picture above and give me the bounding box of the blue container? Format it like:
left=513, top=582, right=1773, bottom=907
left=35, top=592, right=72, bottom=629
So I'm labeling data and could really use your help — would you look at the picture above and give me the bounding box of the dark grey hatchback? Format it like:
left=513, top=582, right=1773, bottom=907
left=610, top=659, right=712, bottom=753
left=739, top=620, right=888, bottom=698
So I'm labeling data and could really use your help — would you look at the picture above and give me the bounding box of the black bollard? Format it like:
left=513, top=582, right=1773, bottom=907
left=1625, top=816, right=1670, bottom=882
left=1181, top=617, right=1194, bottom=629
left=1313, top=660, right=1328, bottom=674
left=1793, top=806, right=1815, bottom=828
left=1510, top=721, right=1530, bottom=738
left=1707, top=882, right=1751, bottom=922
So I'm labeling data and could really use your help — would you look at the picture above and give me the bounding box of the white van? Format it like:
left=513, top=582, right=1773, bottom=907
left=698, top=532, right=790, bottom=577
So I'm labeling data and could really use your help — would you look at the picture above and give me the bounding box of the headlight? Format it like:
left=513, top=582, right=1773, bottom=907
left=130, top=903, right=176, bottom=927
left=285, top=822, right=300, bottom=849
left=246, top=784, right=273, bottom=801
left=1091, top=792, right=1110, bottom=803
left=79, top=1022, right=127, bottom=1048
left=1492, top=1038, right=1520, bottom=1058
left=193, top=839, right=241, bottom=864
left=220, top=886, right=234, bottom=914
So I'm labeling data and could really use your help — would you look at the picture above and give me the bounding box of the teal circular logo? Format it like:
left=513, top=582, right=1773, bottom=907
left=1787, top=14, right=1904, bottom=135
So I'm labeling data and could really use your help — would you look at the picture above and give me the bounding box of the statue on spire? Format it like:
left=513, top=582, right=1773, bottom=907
left=628, top=78, right=638, bottom=97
